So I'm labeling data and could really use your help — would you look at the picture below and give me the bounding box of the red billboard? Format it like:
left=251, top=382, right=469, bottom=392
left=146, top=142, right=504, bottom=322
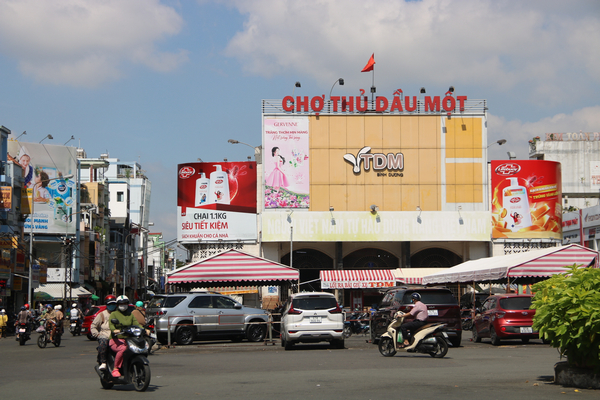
left=177, top=162, right=257, bottom=243
left=491, top=160, right=562, bottom=239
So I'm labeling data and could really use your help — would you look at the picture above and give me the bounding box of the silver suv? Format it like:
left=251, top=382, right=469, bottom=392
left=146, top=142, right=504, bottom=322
left=146, top=292, right=269, bottom=345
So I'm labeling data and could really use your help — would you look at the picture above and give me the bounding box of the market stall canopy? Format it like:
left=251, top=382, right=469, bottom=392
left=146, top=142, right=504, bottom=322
left=34, top=283, right=92, bottom=300
left=394, top=268, right=449, bottom=285
left=167, top=249, right=299, bottom=284
left=320, top=269, right=395, bottom=289
left=422, top=244, right=598, bottom=285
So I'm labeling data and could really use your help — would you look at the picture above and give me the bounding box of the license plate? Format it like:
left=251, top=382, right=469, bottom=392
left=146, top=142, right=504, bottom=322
left=71, top=323, right=76, bottom=327
left=19, top=328, right=26, bottom=333
left=520, top=327, right=533, bottom=334
left=309, top=316, right=321, bottom=323
left=150, top=333, right=157, bottom=339
left=428, top=310, right=438, bottom=316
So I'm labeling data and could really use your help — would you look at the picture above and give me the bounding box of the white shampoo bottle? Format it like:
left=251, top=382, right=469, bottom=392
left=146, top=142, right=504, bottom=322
left=208, top=165, right=230, bottom=204
left=502, top=177, right=532, bottom=232
left=194, top=173, right=210, bottom=206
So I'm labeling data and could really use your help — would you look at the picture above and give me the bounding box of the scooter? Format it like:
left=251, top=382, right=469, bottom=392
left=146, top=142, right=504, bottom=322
left=70, top=318, right=82, bottom=336
left=94, top=323, right=151, bottom=392
left=16, top=322, right=31, bottom=346
left=378, top=311, right=449, bottom=358
left=344, top=312, right=370, bottom=338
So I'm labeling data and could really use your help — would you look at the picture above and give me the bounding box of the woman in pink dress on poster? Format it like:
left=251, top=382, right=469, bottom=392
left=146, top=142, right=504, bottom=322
left=266, top=147, right=289, bottom=190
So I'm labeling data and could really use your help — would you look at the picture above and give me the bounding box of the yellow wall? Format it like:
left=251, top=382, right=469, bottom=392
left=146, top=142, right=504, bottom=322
left=309, top=115, right=484, bottom=211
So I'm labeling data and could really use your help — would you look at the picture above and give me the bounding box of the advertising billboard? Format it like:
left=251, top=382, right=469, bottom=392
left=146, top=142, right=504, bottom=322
left=7, top=142, right=78, bottom=235
left=263, top=118, right=310, bottom=209
left=177, top=161, right=257, bottom=242
left=491, top=160, right=562, bottom=239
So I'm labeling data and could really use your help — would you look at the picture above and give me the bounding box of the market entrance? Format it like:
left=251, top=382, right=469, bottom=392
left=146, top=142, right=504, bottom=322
left=281, top=249, right=333, bottom=292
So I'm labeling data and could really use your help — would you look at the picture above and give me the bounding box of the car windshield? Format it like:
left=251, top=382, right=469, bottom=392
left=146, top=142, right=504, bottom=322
left=148, top=296, right=186, bottom=308
left=499, top=297, right=532, bottom=310
left=292, top=296, right=337, bottom=310
left=403, top=291, right=457, bottom=305
left=85, top=307, right=99, bottom=317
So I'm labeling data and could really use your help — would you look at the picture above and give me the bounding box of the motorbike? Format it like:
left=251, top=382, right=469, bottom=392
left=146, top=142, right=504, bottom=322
left=16, top=322, right=31, bottom=346
left=94, top=323, right=151, bottom=392
left=142, top=322, right=159, bottom=355
left=37, top=319, right=62, bottom=348
left=343, top=312, right=370, bottom=338
left=70, top=318, right=82, bottom=336
left=378, top=311, right=449, bottom=358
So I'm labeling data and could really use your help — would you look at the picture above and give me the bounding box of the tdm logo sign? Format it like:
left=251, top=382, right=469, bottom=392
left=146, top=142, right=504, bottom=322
left=344, top=146, right=404, bottom=176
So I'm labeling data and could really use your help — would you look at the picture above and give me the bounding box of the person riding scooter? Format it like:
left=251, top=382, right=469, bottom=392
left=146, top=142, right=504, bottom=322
left=399, top=292, right=428, bottom=348
left=109, top=295, right=142, bottom=378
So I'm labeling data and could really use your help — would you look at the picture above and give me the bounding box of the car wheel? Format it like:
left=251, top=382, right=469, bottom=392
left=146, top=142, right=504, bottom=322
left=521, top=338, right=530, bottom=344
left=175, top=326, right=195, bottom=346
left=472, top=326, right=481, bottom=343
left=284, top=336, right=294, bottom=350
left=246, top=322, right=266, bottom=342
left=490, top=326, right=500, bottom=346
left=449, top=332, right=461, bottom=347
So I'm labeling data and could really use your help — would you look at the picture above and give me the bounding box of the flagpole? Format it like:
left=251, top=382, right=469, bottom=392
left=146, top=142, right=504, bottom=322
left=371, top=69, right=375, bottom=105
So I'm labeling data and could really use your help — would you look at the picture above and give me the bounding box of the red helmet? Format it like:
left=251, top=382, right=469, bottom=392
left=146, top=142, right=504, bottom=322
left=104, top=295, right=117, bottom=304
left=25, top=304, right=30, bottom=310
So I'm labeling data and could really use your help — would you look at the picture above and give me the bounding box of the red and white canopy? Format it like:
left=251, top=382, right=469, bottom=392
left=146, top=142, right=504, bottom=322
left=422, top=244, right=598, bottom=285
left=320, top=269, right=395, bottom=289
left=167, top=249, right=299, bottom=284
left=394, top=268, right=448, bottom=285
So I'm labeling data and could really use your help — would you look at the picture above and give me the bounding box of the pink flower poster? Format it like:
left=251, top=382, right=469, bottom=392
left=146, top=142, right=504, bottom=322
left=263, top=117, right=309, bottom=208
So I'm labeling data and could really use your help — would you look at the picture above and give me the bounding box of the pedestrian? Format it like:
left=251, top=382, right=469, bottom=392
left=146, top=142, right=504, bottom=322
left=91, top=295, right=116, bottom=371
left=109, top=295, right=142, bottom=378
left=0, top=309, right=7, bottom=338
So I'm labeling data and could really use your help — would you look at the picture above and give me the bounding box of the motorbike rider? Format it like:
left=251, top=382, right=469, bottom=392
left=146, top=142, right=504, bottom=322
left=399, top=292, right=428, bottom=348
left=15, top=306, right=32, bottom=340
left=132, top=301, right=146, bottom=327
left=55, top=304, right=65, bottom=336
left=70, top=303, right=83, bottom=325
left=0, top=309, right=8, bottom=338
left=109, top=295, right=142, bottom=378
left=91, top=295, right=117, bottom=371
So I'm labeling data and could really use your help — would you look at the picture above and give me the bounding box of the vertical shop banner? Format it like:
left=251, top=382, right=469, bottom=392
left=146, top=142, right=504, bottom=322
left=177, top=161, right=257, bottom=242
left=7, top=142, right=78, bottom=234
left=491, top=160, right=562, bottom=239
left=0, top=187, right=11, bottom=210
left=263, top=118, right=310, bottom=208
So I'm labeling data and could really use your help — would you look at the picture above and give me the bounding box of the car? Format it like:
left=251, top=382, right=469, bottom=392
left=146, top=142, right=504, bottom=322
left=472, top=294, right=539, bottom=345
left=146, top=292, right=269, bottom=345
left=370, top=286, right=462, bottom=347
left=279, top=292, right=345, bottom=350
left=82, top=305, right=106, bottom=340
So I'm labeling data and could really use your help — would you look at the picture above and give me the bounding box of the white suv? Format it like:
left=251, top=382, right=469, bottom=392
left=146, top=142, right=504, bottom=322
left=280, top=292, right=345, bottom=350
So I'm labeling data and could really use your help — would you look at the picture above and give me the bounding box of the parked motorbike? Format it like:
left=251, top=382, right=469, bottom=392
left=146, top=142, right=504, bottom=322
left=378, top=311, right=449, bottom=358
left=70, top=318, right=82, bottom=336
left=343, top=312, right=370, bottom=338
left=16, top=322, right=31, bottom=346
left=94, top=323, right=151, bottom=392
left=461, top=309, right=474, bottom=331
left=37, top=319, right=61, bottom=348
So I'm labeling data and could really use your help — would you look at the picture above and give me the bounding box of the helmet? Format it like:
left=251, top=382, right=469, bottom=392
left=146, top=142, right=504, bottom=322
left=21, top=306, right=26, bottom=311
left=55, top=305, right=62, bottom=310
left=72, top=303, right=77, bottom=308
left=116, top=295, right=129, bottom=304
left=136, top=301, right=144, bottom=308
left=104, top=294, right=117, bottom=304
left=47, top=304, right=53, bottom=309
left=411, top=292, right=421, bottom=301
left=25, top=304, right=30, bottom=310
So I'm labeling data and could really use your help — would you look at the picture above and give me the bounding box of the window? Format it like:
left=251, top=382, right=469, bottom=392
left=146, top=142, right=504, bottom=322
left=213, top=296, right=237, bottom=309
left=117, top=191, right=124, bottom=202
left=292, top=296, right=338, bottom=310
left=188, top=296, right=212, bottom=309
left=500, top=297, right=532, bottom=310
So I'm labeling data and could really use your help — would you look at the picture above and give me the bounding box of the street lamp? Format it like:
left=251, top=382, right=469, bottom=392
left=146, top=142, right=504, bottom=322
left=28, top=173, right=74, bottom=310
left=39, top=134, right=53, bottom=143
left=487, top=139, right=507, bottom=148
left=227, top=139, right=262, bottom=164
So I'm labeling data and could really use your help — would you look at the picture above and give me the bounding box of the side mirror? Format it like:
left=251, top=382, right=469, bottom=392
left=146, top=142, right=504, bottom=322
left=234, top=304, right=242, bottom=310
left=111, top=318, right=119, bottom=325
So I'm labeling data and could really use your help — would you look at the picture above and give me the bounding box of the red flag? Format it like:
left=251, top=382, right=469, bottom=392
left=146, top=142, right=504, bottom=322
left=361, top=53, right=375, bottom=72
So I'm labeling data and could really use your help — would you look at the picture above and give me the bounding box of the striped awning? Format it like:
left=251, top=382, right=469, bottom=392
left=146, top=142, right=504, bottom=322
left=422, top=244, right=599, bottom=285
left=394, top=268, right=449, bottom=285
left=320, top=270, right=395, bottom=289
left=167, top=249, right=299, bottom=284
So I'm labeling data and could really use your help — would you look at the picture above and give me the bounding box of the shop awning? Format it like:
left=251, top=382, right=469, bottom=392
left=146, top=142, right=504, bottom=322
left=394, top=268, right=449, bottom=285
left=320, top=270, right=395, bottom=289
left=167, top=249, right=299, bottom=284
left=34, top=283, right=92, bottom=300
left=422, top=244, right=599, bottom=285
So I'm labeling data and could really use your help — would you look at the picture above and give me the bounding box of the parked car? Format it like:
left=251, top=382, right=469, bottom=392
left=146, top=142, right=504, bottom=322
left=146, top=292, right=269, bottom=345
left=472, top=294, right=538, bottom=345
left=279, top=292, right=345, bottom=350
left=370, top=286, right=462, bottom=347
left=82, top=305, right=106, bottom=340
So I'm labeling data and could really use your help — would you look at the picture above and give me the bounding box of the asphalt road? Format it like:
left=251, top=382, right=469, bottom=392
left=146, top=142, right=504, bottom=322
left=0, top=331, right=596, bottom=399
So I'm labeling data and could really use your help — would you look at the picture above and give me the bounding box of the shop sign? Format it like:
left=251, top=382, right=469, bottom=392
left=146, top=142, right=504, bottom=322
left=343, top=146, right=404, bottom=175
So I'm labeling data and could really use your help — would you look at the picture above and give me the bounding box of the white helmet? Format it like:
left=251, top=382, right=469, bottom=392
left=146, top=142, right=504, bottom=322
left=55, top=305, right=62, bottom=310
left=116, top=295, right=129, bottom=304
left=72, top=303, right=77, bottom=308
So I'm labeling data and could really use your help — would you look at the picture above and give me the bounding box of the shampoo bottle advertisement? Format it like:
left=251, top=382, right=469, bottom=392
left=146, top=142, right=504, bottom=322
left=491, top=160, right=562, bottom=239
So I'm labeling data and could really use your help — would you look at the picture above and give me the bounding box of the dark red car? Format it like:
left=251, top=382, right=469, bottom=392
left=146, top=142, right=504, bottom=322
left=82, top=305, right=106, bottom=340
left=472, top=294, right=538, bottom=345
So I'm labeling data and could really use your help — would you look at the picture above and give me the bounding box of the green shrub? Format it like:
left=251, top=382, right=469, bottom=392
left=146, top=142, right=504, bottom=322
left=531, top=264, right=600, bottom=370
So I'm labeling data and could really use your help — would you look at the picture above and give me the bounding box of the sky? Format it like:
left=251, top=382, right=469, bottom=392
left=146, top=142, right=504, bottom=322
left=0, top=0, right=599, bottom=255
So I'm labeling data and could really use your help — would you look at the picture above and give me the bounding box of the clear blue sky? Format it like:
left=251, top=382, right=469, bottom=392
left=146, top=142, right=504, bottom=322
left=1, top=0, right=599, bottom=251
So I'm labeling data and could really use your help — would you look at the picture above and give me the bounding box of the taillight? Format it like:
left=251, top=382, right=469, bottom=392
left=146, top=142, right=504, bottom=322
left=288, top=306, right=302, bottom=315
left=157, top=310, right=168, bottom=316
left=329, top=304, right=343, bottom=314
